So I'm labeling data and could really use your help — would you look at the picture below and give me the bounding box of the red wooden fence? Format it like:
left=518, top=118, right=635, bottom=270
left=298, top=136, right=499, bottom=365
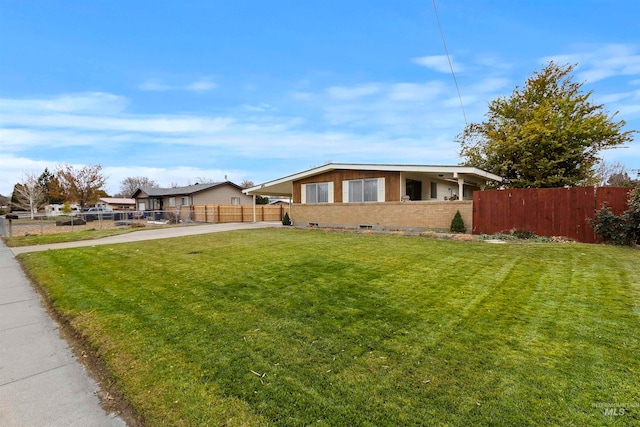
left=473, top=187, right=632, bottom=243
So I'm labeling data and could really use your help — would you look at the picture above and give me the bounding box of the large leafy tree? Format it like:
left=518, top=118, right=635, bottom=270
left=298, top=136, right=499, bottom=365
left=38, top=167, right=65, bottom=204
left=55, top=164, right=108, bottom=209
left=458, top=62, right=636, bottom=188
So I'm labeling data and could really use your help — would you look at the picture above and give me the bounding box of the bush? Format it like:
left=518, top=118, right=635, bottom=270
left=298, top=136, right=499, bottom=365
left=450, top=210, right=466, bottom=233
left=510, top=229, right=535, bottom=239
left=590, top=187, right=640, bottom=246
left=282, top=212, right=292, bottom=226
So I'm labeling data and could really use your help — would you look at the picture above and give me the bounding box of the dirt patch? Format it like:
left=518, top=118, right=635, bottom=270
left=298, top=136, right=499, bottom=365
left=8, top=220, right=131, bottom=237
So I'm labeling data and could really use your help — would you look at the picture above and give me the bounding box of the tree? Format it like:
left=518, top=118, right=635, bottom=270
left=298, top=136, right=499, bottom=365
left=117, top=176, right=159, bottom=197
left=38, top=168, right=64, bottom=204
left=450, top=210, right=466, bottom=233
left=458, top=62, right=636, bottom=188
left=607, top=172, right=639, bottom=187
left=11, top=173, right=46, bottom=218
left=55, top=164, right=107, bottom=209
left=240, top=180, right=254, bottom=189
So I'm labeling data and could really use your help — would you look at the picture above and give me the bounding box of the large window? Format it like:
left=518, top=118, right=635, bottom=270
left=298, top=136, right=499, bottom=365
left=305, top=182, right=329, bottom=204
left=181, top=197, right=189, bottom=206
left=169, top=197, right=176, bottom=207
left=430, top=182, right=438, bottom=199
left=345, top=178, right=383, bottom=202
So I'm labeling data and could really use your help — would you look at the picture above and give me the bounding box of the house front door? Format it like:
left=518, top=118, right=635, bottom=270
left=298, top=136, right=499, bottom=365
left=406, top=179, right=422, bottom=201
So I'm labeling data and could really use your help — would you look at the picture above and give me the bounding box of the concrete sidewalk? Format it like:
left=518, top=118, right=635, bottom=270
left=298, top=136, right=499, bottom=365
left=0, top=240, right=126, bottom=426
left=1, top=221, right=280, bottom=426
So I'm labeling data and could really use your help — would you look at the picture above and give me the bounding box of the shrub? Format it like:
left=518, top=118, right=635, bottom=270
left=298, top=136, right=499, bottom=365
left=450, top=210, right=466, bottom=233
left=282, top=212, right=292, bottom=226
left=510, top=229, right=535, bottom=239
left=590, top=187, right=640, bottom=246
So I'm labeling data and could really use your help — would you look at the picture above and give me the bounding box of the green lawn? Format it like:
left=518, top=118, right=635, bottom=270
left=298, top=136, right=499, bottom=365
left=19, top=229, right=640, bottom=426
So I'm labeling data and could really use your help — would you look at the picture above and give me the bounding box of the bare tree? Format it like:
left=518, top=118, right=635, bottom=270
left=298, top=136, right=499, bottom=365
left=593, top=160, right=629, bottom=186
left=55, top=164, right=107, bottom=209
left=118, top=176, right=159, bottom=197
left=240, top=180, right=254, bottom=189
left=11, top=173, right=46, bottom=219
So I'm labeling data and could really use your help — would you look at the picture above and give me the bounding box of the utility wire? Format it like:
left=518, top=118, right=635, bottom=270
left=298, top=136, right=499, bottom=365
left=432, top=0, right=467, bottom=125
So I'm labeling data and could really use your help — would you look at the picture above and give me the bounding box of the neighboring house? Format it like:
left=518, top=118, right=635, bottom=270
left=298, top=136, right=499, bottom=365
left=96, top=197, right=136, bottom=211
left=243, top=163, right=502, bottom=231
left=268, top=198, right=291, bottom=206
left=132, top=182, right=253, bottom=213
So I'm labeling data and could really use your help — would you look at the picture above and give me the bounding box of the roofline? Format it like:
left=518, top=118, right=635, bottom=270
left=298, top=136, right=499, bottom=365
left=133, top=181, right=240, bottom=198
left=243, top=163, right=503, bottom=195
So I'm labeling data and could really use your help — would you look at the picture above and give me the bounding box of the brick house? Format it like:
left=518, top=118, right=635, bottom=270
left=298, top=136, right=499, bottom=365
left=243, top=163, right=502, bottom=231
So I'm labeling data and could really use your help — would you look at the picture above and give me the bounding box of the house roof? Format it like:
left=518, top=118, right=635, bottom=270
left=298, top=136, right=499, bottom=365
left=132, top=181, right=240, bottom=198
left=99, top=197, right=135, bottom=205
left=243, top=163, right=504, bottom=197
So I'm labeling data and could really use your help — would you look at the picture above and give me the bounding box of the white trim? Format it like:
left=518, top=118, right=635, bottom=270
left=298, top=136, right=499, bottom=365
left=301, top=184, right=307, bottom=204
left=342, top=181, right=349, bottom=203
left=378, top=178, right=385, bottom=202
left=328, top=182, right=334, bottom=203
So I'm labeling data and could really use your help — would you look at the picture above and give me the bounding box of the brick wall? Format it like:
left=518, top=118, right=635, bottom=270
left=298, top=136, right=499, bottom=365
left=291, top=201, right=472, bottom=231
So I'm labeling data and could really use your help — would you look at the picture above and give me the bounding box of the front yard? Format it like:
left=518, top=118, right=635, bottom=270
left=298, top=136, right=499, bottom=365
left=19, top=229, right=640, bottom=425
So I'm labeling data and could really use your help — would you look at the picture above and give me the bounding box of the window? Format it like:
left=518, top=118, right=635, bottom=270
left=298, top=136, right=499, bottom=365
left=181, top=197, right=189, bottom=206
left=430, top=182, right=438, bottom=199
left=344, top=178, right=384, bottom=203
left=231, top=197, right=240, bottom=205
left=169, top=197, right=176, bottom=207
left=304, top=182, right=330, bottom=204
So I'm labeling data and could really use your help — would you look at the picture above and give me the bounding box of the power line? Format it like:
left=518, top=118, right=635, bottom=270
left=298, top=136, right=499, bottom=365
left=432, top=0, right=467, bottom=125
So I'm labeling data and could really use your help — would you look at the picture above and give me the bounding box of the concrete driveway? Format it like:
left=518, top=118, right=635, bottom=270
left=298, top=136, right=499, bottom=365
left=1, top=221, right=280, bottom=426
left=11, top=221, right=281, bottom=255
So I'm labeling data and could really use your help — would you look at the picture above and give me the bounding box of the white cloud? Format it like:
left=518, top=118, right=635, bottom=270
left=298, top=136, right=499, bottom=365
left=138, top=80, right=174, bottom=91
left=242, top=103, right=278, bottom=112
left=186, top=78, right=217, bottom=92
left=0, top=92, right=127, bottom=114
left=327, top=84, right=381, bottom=100
left=542, top=44, right=640, bottom=83
left=412, top=55, right=463, bottom=73
left=388, top=82, right=445, bottom=101
left=0, top=113, right=233, bottom=134
left=139, top=78, right=217, bottom=92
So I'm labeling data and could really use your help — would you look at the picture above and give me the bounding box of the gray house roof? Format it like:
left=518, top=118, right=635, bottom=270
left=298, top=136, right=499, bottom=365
left=132, top=181, right=241, bottom=198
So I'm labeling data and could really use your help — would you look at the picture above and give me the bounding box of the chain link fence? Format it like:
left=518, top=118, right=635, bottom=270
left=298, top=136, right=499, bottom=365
left=1, top=204, right=288, bottom=237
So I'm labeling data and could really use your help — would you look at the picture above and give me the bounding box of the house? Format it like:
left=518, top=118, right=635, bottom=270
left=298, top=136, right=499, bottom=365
left=243, top=163, right=502, bottom=231
left=132, top=181, right=253, bottom=220
left=268, top=198, right=291, bottom=206
left=96, top=197, right=136, bottom=211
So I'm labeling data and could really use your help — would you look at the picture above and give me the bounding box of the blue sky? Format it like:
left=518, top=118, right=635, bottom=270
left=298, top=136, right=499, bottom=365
left=1, top=0, right=639, bottom=196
